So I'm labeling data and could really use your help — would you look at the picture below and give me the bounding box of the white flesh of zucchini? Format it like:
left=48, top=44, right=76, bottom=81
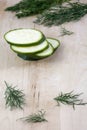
left=11, top=40, right=48, bottom=54
left=47, top=38, right=60, bottom=50
left=35, top=43, right=54, bottom=57
left=5, top=29, right=44, bottom=45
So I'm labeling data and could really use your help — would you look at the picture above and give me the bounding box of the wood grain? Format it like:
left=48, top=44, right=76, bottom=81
left=0, top=0, right=87, bottom=130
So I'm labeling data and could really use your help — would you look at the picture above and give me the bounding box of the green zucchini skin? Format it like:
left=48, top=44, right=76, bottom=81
left=10, top=40, right=49, bottom=54
left=17, top=52, right=53, bottom=61
left=47, top=37, right=60, bottom=51
left=4, top=28, right=61, bottom=61
left=17, top=38, right=60, bottom=61
left=17, top=54, right=50, bottom=61
left=4, top=28, right=46, bottom=46
left=17, top=54, right=39, bottom=61
left=34, top=43, right=54, bottom=58
left=17, top=43, right=55, bottom=61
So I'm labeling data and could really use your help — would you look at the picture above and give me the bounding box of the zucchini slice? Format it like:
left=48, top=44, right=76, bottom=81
left=35, top=43, right=54, bottom=58
left=17, top=44, right=54, bottom=60
left=11, top=40, right=48, bottom=54
left=4, top=28, right=45, bottom=46
left=47, top=38, right=60, bottom=50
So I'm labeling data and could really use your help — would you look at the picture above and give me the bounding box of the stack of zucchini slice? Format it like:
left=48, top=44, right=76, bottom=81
left=4, top=28, right=60, bottom=60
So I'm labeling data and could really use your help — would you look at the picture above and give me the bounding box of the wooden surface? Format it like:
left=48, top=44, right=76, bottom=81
left=0, top=0, right=87, bottom=130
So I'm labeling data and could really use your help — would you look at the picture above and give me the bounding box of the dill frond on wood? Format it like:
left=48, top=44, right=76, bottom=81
left=5, top=0, right=71, bottom=18
left=60, top=27, right=74, bottom=36
left=4, top=81, right=25, bottom=110
left=54, top=91, right=87, bottom=109
left=35, top=2, right=87, bottom=26
left=20, top=110, right=47, bottom=123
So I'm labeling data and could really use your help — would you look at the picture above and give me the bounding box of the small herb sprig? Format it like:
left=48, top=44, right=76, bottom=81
left=4, top=81, right=25, bottom=110
left=60, top=27, right=74, bottom=36
left=35, top=2, right=87, bottom=26
left=20, top=110, right=47, bottom=123
left=54, top=91, right=87, bottom=109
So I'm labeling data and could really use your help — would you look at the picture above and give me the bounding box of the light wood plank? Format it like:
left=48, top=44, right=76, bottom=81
left=0, top=0, right=87, bottom=130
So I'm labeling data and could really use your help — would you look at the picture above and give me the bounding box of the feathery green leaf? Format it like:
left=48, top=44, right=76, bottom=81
left=54, top=91, right=87, bottom=109
left=5, top=0, right=71, bottom=18
left=35, top=2, right=87, bottom=26
left=20, top=110, right=47, bottom=123
left=60, top=27, right=74, bottom=36
left=4, top=81, right=25, bottom=110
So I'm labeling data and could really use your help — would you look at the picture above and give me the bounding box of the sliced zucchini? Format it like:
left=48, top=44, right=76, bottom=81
left=35, top=43, right=54, bottom=58
left=47, top=37, right=60, bottom=50
left=17, top=43, right=54, bottom=61
left=4, top=28, right=45, bottom=46
left=11, top=40, right=48, bottom=54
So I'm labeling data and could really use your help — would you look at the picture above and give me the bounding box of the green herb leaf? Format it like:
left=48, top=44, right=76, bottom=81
left=4, top=81, right=25, bottom=110
left=20, top=110, right=47, bottom=123
left=60, top=27, right=74, bottom=36
left=54, top=91, right=87, bottom=109
left=35, top=2, right=87, bottom=26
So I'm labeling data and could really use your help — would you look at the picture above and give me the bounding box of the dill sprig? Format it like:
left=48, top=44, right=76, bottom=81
left=4, top=81, right=25, bottom=110
left=60, top=27, right=74, bottom=36
left=54, top=91, right=87, bottom=109
left=20, top=110, right=47, bottom=123
left=35, top=2, right=87, bottom=26
left=5, top=0, right=71, bottom=18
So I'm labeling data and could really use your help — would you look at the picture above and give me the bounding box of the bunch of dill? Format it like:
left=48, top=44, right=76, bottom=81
left=35, top=2, right=87, bottom=26
left=5, top=0, right=54, bottom=18
left=5, top=0, right=71, bottom=18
